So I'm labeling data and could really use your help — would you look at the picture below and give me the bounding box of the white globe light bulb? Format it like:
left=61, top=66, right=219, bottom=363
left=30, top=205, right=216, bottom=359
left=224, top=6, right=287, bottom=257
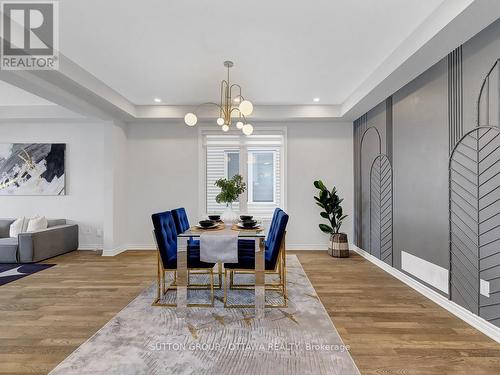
left=236, top=121, right=244, bottom=129
left=217, top=117, right=225, bottom=126
left=184, top=113, right=197, bottom=126
left=242, top=123, right=254, bottom=135
left=238, top=100, right=253, bottom=116
left=222, top=124, right=229, bottom=132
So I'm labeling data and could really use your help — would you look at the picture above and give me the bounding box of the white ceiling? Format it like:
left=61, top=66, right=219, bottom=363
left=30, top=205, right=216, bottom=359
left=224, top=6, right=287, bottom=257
left=58, top=0, right=445, bottom=106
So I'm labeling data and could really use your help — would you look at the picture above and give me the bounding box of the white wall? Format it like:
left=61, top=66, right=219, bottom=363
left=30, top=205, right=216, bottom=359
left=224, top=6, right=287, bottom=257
left=0, top=119, right=353, bottom=251
left=0, top=121, right=106, bottom=248
left=103, top=120, right=129, bottom=254
left=126, top=121, right=353, bottom=250
left=287, top=122, right=353, bottom=249
left=126, top=123, right=199, bottom=247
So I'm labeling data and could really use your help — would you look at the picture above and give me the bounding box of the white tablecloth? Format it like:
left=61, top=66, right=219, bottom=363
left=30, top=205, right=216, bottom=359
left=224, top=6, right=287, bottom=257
left=200, top=229, right=239, bottom=263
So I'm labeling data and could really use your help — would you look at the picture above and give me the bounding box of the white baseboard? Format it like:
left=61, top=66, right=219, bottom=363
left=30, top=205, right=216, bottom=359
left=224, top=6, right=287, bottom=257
left=78, top=245, right=102, bottom=251
left=102, top=245, right=128, bottom=257
left=352, top=245, right=500, bottom=343
left=126, top=244, right=156, bottom=250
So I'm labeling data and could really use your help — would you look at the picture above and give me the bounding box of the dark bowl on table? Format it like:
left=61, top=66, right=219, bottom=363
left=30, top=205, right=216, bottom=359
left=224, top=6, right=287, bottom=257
left=240, top=215, right=253, bottom=221
left=208, top=215, right=221, bottom=221
left=199, top=220, right=216, bottom=228
left=241, top=219, right=258, bottom=228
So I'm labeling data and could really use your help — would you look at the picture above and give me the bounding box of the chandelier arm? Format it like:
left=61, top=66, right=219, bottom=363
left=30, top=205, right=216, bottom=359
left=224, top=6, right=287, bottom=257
left=229, top=107, right=241, bottom=116
left=229, top=107, right=248, bottom=123
left=220, top=80, right=229, bottom=119
left=194, top=102, right=223, bottom=112
left=230, top=84, right=243, bottom=101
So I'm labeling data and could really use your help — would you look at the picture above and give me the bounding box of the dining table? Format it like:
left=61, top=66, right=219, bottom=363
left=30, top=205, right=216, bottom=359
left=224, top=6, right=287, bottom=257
left=176, top=224, right=266, bottom=318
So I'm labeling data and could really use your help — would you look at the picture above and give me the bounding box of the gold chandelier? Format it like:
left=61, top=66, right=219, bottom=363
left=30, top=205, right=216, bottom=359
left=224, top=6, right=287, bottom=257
left=184, top=61, right=254, bottom=135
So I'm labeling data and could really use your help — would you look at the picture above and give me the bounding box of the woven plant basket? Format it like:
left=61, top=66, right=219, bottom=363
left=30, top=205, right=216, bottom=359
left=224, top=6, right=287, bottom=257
left=328, top=233, right=349, bottom=258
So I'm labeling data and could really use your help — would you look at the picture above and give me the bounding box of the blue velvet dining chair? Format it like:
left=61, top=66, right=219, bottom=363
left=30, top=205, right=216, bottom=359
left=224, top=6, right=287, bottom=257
left=224, top=209, right=289, bottom=307
left=229, top=208, right=284, bottom=290
left=171, top=207, right=190, bottom=234
left=171, top=207, right=223, bottom=289
left=151, top=211, right=215, bottom=307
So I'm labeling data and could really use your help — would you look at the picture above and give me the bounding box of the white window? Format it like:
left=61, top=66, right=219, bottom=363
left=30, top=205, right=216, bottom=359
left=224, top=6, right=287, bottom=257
left=202, top=129, right=285, bottom=219
left=225, top=151, right=240, bottom=179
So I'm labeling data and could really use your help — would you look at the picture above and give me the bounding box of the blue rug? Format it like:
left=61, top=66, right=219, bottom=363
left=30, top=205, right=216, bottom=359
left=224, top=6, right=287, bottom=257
left=0, top=264, right=55, bottom=286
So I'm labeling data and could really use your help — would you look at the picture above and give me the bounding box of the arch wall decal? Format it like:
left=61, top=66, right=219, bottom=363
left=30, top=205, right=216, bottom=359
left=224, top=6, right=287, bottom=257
left=449, top=125, right=500, bottom=325
left=370, top=154, right=393, bottom=265
left=477, top=59, right=500, bottom=128
left=359, top=126, right=382, bottom=254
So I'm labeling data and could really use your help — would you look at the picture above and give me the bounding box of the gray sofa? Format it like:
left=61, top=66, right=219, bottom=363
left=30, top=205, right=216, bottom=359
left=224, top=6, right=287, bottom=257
left=0, top=219, right=78, bottom=263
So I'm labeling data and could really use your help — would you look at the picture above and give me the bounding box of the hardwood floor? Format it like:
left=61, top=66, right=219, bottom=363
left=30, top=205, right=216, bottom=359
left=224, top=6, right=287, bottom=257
left=295, top=251, right=500, bottom=375
left=0, top=251, right=156, bottom=375
left=0, top=249, right=499, bottom=374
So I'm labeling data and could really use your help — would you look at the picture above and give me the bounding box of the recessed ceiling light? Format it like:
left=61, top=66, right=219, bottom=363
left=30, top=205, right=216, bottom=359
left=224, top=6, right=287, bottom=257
left=154, top=98, right=162, bottom=103
left=313, top=97, right=320, bottom=102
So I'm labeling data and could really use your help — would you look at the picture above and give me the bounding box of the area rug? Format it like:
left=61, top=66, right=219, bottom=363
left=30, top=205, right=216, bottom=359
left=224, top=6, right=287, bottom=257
left=49, top=255, right=359, bottom=375
left=0, top=263, right=55, bottom=286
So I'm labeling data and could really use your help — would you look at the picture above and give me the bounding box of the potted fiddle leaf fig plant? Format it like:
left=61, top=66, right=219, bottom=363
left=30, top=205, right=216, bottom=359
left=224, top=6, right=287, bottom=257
left=215, top=174, right=246, bottom=226
left=313, top=180, right=349, bottom=257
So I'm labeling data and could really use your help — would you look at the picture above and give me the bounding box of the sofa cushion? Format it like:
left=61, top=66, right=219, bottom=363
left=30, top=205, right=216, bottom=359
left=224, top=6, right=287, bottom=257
left=0, top=219, right=15, bottom=239
left=9, top=217, right=26, bottom=238
left=48, top=219, right=66, bottom=227
left=0, top=237, right=18, bottom=263
left=26, top=216, right=48, bottom=232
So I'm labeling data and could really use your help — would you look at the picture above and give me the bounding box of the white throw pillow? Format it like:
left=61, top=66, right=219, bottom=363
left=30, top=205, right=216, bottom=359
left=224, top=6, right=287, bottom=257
left=26, top=216, right=48, bottom=232
left=21, top=216, right=30, bottom=232
left=9, top=217, right=26, bottom=238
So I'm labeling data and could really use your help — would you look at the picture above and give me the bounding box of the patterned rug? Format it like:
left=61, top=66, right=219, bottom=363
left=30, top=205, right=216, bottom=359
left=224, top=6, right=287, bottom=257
left=0, top=263, right=55, bottom=286
left=50, top=255, right=359, bottom=375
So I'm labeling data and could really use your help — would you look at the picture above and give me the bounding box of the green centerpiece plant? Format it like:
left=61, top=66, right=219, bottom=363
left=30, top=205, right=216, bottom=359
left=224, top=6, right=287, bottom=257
left=215, top=174, right=246, bottom=225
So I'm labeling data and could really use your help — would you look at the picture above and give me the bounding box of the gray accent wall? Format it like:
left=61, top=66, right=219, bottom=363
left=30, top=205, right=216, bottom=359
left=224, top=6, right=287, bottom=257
left=392, top=58, right=449, bottom=271
left=353, top=18, right=500, bottom=327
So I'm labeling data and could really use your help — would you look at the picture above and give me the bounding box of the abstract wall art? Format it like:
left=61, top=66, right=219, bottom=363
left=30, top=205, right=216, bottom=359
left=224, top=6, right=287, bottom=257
left=0, top=143, right=65, bottom=195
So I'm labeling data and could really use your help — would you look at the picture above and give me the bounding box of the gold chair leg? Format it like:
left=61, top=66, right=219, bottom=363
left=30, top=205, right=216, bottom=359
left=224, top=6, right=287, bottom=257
left=282, top=249, right=287, bottom=306
left=218, top=262, right=223, bottom=289
left=162, top=269, right=166, bottom=295
left=230, top=270, right=283, bottom=290
left=152, top=252, right=176, bottom=307
left=184, top=268, right=220, bottom=290
left=224, top=269, right=228, bottom=307
left=185, top=268, right=216, bottom=307
left=156, top=253, right=161, bottom=301
left=210, top=269, right=214, bottom=306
